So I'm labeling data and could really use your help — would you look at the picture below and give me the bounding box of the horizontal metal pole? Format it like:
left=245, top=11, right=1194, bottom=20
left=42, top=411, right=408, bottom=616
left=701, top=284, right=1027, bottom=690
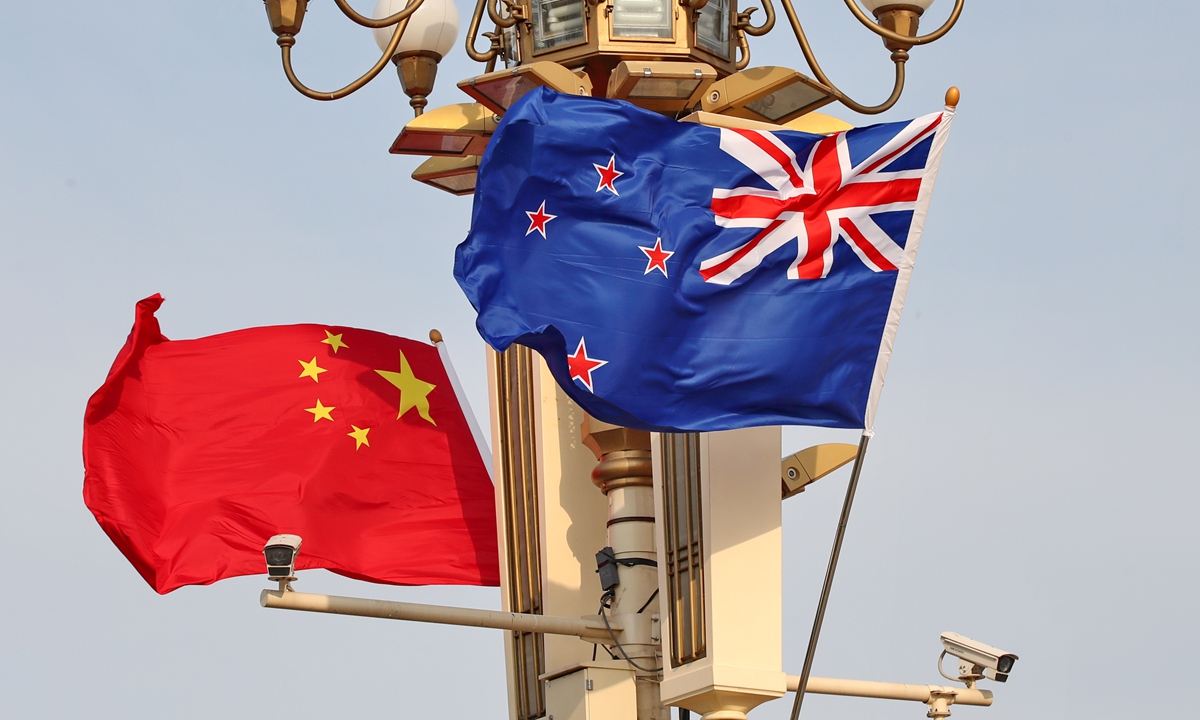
left=786, top=675, right=993, bottom=707
left=260, top=590, right=617, bottom=642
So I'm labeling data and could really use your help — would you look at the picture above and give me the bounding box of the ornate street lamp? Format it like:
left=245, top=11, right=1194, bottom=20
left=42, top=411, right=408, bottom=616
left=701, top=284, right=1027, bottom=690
left=262, top=0, right=963, bottom=191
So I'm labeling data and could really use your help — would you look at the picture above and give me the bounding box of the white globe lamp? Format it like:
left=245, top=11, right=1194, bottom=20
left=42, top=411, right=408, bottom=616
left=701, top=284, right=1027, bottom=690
left=858, top=0, right=934, bottom=51
left=373, top=0, right=461, bottom=115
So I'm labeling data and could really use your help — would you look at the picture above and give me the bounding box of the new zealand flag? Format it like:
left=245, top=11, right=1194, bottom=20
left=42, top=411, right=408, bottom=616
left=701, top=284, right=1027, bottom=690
left=454, top=87, right=954, bottom=432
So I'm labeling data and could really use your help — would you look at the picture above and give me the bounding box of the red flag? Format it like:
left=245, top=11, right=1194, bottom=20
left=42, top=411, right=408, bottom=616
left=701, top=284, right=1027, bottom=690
left=84, top=295, right=499, bottom=593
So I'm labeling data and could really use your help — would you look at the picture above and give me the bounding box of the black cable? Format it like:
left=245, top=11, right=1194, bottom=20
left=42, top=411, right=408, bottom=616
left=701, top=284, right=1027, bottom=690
left=636, top=588, right=659, bottom=614
left=614, top=557, right=658, bottom=569
left=599, top=592, right=663, bottom=673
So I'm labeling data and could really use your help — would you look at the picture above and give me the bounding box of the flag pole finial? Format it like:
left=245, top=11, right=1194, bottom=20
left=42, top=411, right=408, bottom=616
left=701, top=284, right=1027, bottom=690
left=429, top=329, right=444, bottom=344
left=945, top=86, right=960, bottom=109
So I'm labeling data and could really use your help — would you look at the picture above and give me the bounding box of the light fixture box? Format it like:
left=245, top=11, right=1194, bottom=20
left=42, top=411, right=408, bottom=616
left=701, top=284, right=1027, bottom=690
left=411, top=155, right=480, bottom=195
left=652, top=426, right=786, bottom=718
left=458, top=61, right=593, bottom=116
left=515, top=0, right=738, bottom=79
left=681, top=109, right=853, bottom=136
left=679, top=111, right=785, bottom=132
left=389, top=102, right=498, bottom=157
left=702, top=66, right=836, bottom=125
left=543, top=662, right=638, bottom=720
left=607, top=61, right=716, bottom=114
left=781, top=112, right=853, bottom=136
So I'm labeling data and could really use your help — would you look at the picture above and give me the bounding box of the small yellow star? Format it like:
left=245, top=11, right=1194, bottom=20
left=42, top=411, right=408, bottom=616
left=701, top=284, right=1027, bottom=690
left=305, top=399, right=335, bottom=422
left=322, top=330, right=348, bottom=353
left=298, top=357, right=327, bottom=383
left=375, top=351, right=437, bottom=425
left=347, top=425, right=370, bottom=450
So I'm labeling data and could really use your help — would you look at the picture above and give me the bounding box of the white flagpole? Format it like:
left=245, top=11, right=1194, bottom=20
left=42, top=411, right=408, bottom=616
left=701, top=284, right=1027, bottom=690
left=430, top=329, right=493, bottom=480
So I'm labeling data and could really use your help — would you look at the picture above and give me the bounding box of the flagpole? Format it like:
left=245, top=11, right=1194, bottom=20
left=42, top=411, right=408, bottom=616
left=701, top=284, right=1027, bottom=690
left=789, top=430, right=872, bottom=720
left=430, top=329, right=493, bottom=478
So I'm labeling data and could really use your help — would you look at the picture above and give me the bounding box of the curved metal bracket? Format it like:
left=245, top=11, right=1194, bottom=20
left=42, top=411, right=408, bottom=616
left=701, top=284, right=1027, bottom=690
left=735, top=0, right=775, bottom=37
left=466, top=0, right=505, bottom=62
left=488, top=0, right=523, bottom=28
left=776, top=0, right=906, bottom=115
left=734, top=28, right=751, bottom=70
left=277, top=12, right=413, bottom=101
left=842, top=0, right=964, bottom=46
left=333, top=0, right=427, bottom=29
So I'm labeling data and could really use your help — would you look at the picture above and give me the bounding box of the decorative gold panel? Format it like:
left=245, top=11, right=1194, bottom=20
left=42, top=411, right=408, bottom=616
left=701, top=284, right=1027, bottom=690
left=495, top=345, right=546, bottom=720
left=660, top=432, right=707, bottom=667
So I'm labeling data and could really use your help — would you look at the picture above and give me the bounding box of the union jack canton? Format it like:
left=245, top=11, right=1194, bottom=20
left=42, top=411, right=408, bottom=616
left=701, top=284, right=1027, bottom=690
left=455, top=87, right=954, bottom=433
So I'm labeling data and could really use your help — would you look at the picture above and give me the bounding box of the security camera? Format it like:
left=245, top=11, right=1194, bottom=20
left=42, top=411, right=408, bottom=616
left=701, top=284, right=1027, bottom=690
left=941, top=632, right=1018, bottom=683
left=263, top=534, right=302, bottom=582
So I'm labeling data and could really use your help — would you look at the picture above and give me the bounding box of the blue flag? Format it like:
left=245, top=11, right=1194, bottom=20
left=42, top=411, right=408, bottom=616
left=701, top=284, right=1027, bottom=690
left=455, top=87, right=953, bottom=432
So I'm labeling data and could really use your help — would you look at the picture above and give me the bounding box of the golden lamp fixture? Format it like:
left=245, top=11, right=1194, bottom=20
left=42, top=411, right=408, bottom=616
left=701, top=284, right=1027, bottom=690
left=260, top=0, right=964, bottom=192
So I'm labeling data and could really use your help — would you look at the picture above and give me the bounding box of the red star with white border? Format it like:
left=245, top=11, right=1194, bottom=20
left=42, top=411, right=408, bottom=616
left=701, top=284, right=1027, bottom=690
left=525, top=201, right=556, bottom=238
left=567, top=337, right=607, bottom=393
left=593, top=155, right=623, bottom=196
left=639, top=237, right=674, bottom=277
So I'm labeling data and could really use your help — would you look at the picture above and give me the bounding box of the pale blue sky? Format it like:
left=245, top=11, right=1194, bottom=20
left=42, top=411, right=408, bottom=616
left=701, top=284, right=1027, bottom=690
left=2, top=2, right=1196, bottom=718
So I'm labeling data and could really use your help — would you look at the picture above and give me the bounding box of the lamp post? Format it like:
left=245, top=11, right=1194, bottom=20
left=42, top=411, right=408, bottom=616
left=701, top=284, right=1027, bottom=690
left=253, top=3, right=973, bottom=720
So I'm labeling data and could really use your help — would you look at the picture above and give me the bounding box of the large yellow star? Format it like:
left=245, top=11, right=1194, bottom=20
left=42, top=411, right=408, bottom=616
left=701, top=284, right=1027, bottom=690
left=305, top=399, right=335, bottom=422
left=322, top=330, right=348, bottom=353
left=347, top=425, right=370, bottom=450
left=375, top=351, right=437, bottom=425
left=298, top=357, right=327, bottom=383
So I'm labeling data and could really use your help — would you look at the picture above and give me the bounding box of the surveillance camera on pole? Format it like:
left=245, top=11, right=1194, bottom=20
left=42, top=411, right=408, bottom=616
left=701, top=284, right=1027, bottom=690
left=940, top=632, right=1019, bottom=684
left=263, top=534, right=302, bottom=591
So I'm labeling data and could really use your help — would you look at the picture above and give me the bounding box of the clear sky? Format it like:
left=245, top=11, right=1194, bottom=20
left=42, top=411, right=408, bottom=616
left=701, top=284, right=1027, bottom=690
left=2, top=2, right=1196, bottom=718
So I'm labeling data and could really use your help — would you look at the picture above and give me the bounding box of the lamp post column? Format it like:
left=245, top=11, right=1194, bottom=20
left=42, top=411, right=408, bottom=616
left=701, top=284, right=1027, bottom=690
left=582, top=416, right=667, bottom=720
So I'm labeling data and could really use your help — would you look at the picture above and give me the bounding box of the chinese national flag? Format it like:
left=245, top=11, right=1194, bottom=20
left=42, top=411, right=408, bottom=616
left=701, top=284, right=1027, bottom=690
left=83, top=295, right=499, bottom=593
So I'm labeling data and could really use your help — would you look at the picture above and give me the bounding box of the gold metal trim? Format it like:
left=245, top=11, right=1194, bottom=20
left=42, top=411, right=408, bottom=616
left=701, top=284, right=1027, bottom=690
left=661, top=432, right=706, bottom=667
left=606, top=60, right=716, bottom=113
left=495, top=345, right=546, bottom=720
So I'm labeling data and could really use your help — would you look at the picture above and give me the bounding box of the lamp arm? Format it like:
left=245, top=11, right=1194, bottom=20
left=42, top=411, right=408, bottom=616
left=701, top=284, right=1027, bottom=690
left=487, top=0, right=521, bottom=29
left=277, top=16, right=411, bottom=101
left=736, top=0, right=775, bottom=37
left=465, top=0, right=503, bottom=61
left=777, top=0, right=905, bottom=114
left=842, top=0, right=964, bottom=46
left=332, top=0, right=427, bottom=29
left=734, top=28, right=751, bottom=70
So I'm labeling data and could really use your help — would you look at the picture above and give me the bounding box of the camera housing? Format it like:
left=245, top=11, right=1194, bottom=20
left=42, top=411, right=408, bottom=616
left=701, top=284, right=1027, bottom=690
left=263, top=534, right=303, bottom=580
left=941, top=632, right=1018, bottom=682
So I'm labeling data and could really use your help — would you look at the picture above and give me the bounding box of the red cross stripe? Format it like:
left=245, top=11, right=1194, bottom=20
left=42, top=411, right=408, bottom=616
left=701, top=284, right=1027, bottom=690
left=699, top=114, right=943, bottom=285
